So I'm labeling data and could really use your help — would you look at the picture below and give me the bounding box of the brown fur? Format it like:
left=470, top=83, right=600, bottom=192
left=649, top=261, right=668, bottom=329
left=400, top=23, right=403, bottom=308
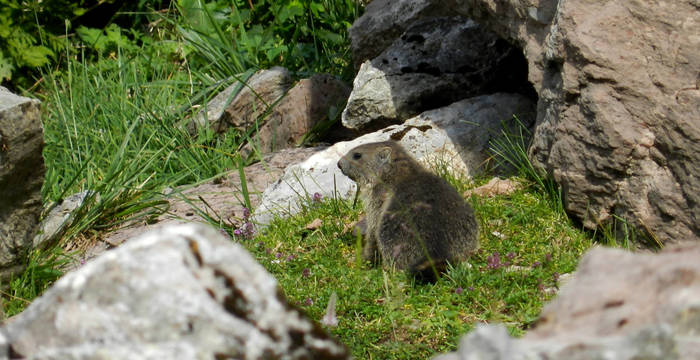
left=337, top=141, right=479, bottom=282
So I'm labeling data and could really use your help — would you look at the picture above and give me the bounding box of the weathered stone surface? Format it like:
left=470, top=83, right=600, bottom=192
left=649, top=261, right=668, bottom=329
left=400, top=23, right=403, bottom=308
left=32, top=190, right=94, bottom=251
left=433, top=243, right=700, bottom=360
left=1, top=223, right=349, bottom=359
left=343, top=16, right=531, bottom=131
left=464, top=178, right=522, bottom=198
left=188, top=67, right=293, bottom=135
left=450, top=0, right=700, bottom=243
left=241, top=74, right=351, bottom=157
left=348, top=0, right=452, bottom=67
left=255, top=93, right=534, bottom=224
left=0, top=86, right=44, bottom=281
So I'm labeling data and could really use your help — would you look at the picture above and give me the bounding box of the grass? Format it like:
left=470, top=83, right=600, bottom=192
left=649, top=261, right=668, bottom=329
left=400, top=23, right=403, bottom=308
left=228, top=176, right=592, bottom=359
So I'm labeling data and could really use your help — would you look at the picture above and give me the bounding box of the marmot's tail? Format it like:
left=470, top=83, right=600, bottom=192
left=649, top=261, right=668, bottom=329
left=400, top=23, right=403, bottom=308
left=409, top=258, right=448, bottom=284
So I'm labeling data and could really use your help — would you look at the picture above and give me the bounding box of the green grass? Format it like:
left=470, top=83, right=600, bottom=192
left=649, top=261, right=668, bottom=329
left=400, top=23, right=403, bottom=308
left=226, top=176, right=592, bottom=359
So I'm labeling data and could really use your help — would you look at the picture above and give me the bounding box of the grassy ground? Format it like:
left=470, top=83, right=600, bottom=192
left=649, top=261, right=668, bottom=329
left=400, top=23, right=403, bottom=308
left=2, top=2, right=599, bottom=358
left=236, top=175, right=592, bottom=359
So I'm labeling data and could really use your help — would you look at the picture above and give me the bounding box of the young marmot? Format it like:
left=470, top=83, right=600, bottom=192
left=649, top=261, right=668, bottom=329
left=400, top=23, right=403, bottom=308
left=337, top=141, right=479, bottom=282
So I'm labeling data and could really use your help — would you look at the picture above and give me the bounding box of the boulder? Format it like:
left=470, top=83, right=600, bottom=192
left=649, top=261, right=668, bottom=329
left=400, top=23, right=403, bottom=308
left=348, top=0, right=453, bottom=67
left=0, top=86, right=44, bottom=282
left=240, top=74, right=351, bottom=157
left=342, top=17, right=531, bottom=131
left=188, top=67, right=293, bottom=136
left=0, top=223, right=349, bottom=359
left=433, top=243, right=700, bottom=360
left=254, top=93, right=534, bottom=225
left=450, top=0, right=700, bottom=243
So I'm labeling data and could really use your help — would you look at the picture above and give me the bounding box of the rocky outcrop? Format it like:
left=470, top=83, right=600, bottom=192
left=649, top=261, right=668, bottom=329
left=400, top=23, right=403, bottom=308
left=455, top=0, right=700, bottom=243
left=254, top=93, right=534, bottom=225
left=353, top=0, right=700, bottom=244
left=0, top=86, right=44, bottom=282
left=343, top=17, right=531, bottom=130
left=1, top=223, right=349, bottom=359
left=433, top=243, right=700, bottom=360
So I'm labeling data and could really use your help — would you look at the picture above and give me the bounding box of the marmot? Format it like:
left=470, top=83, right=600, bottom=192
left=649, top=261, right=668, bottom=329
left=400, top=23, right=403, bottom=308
left=337, top=141, right=479, bottom=283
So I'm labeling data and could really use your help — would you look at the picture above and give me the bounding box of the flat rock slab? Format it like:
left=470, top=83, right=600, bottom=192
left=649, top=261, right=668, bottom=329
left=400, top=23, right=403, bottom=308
left=0, top=223, right=348, bottom=359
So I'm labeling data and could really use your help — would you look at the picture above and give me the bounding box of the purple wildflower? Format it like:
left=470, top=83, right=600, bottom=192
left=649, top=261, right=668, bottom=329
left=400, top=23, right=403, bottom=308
left=275, top=252, right=282, bottom=259
left=468, top=286, right=475, bottom=292
left=532, top=261, right=541, bottom=269
left=302, top=268, right=311, bottom=278
left=242, top=207, right=251, bottom=219
left=552, top=272, right=560, bottom=282
left=487, top=251, right=503, bottom=270
left=455, top=287, right=463, bottom=295
left=233, top=229, right=243, bottom=237
left=312, top=192, right=323, bottom=203
left=544, top=253, right=553, bottom=263
left=305, top=298, right=313, bottom=306
left=286, top=254, right=296, bottom=261
left=506, top=252, right=515, bottom=260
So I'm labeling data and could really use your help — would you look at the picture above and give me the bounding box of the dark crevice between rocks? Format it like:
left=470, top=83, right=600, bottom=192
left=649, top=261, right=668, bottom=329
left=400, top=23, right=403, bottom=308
left=389, top=125, right=433, bottom=141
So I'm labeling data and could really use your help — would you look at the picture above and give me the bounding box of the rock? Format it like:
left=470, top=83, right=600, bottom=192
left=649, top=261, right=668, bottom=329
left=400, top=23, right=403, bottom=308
left=432, top=324, right=516, bottom=360
left=464, top=178, right=522, bottom=198
left=188, top=67, right=293, bottom=136
left=348, top=0, right=453, bottom=67
left=450, top=0, right=700, bottom=243
left=0, top=86, right=45, bottom=282
left=1, top=223, right=349, bottom=359
left=254, top=93, right=534, bottom=225
left=432, top=243, right=700, bottom=360
left=32, top=190, right=94, bottom=251
left=342, top=17, right=531, bottom=131
left=240, top=74, right=351, bottom=157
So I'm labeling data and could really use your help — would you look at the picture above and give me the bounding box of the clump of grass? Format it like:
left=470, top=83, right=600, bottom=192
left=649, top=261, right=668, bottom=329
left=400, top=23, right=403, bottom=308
left=489, top=116, right=563, bottom=213
left=2, top=248, right=73, bottom=317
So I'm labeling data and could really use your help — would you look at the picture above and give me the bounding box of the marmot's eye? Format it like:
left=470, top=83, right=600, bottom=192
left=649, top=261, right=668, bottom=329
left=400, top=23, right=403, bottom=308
left=352, top=152, right=362, bottom=160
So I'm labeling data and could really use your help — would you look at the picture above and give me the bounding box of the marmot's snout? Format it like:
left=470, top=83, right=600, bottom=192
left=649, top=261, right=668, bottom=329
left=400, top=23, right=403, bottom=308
left=337, top=157, right=348, bottom=175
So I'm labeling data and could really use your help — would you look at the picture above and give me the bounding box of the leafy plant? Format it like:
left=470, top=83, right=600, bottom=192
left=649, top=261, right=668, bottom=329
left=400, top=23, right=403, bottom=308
left=174, top=0, right=359, bottom=84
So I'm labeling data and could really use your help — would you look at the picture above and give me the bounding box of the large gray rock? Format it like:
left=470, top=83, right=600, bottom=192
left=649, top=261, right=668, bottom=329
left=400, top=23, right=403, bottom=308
left=0, top=86, right=44, bottom=281
left=450, top=0, right=700, bottom=243
left=254, top=93, right=534, bottom=225
left=343, top=17, right=530, bottom=130
left=433, top=243, right=700, bottom=360
left=1, top=223, right=349, bottom=359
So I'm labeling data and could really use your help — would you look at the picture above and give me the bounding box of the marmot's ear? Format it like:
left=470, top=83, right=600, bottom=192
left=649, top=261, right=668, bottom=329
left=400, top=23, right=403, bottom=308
left=376, top=146, right=392, bottom=164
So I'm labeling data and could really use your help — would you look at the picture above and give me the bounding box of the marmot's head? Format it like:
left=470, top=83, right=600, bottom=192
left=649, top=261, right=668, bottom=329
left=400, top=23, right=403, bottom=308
left=337, top=141, right=407, bottom=186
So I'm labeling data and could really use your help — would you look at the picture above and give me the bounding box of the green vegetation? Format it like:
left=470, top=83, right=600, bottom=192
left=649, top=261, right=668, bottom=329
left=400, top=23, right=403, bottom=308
left=2, top=1, right=599, bottom=358
left=240, top=176, right=591, bottom=359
